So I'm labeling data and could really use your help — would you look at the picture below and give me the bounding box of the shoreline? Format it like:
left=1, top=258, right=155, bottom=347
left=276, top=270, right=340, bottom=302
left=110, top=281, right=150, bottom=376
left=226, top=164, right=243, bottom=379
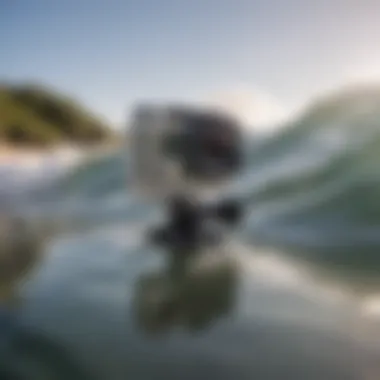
left=0, top=144, right=77, bottom=166
left=0, top=142, right=121, bottom=165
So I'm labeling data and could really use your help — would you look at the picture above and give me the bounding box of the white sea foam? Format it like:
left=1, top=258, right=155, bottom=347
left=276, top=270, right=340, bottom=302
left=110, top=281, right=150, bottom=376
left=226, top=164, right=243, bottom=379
left=0, top=147, right=85, bottom=204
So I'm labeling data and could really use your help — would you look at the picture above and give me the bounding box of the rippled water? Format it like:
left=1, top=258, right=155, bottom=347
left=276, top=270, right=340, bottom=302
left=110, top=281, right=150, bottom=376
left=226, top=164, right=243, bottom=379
left=2, top=87, right=380, bottom=379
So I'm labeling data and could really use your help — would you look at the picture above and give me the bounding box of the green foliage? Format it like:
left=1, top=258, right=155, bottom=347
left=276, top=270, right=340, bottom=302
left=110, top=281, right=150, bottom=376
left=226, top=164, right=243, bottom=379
left=0, top=83, right=115, bottom=147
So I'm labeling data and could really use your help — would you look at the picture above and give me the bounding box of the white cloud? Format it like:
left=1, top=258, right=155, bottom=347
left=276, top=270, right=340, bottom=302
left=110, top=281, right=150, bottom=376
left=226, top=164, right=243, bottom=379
left=202, top=85, right=295, bottom=134
left=342, top=65, right=380, bottom=84
left=309, top=66, right=380, bottom=99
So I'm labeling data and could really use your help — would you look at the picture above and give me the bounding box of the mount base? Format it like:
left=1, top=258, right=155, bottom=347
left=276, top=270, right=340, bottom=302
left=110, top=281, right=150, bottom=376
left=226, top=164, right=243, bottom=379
left=148, top=195, right=243, bottom=252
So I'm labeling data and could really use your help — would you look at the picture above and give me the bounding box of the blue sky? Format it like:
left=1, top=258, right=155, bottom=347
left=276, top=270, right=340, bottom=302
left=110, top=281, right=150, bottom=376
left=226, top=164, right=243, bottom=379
left=1, top=0, right=380, bottom=128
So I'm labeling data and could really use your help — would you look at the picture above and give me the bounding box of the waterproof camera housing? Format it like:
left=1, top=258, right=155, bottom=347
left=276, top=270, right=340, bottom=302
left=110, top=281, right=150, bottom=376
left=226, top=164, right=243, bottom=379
left=128, top=104, right=245, bottom=251
left=129, top=104, right=243, bottom=200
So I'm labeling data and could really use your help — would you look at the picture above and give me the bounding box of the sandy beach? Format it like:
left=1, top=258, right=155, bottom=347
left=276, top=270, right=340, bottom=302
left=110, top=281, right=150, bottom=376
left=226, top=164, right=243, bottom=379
left=0, top=145, right=48, bottom=165
left=0, top=144, right=85, bottom=165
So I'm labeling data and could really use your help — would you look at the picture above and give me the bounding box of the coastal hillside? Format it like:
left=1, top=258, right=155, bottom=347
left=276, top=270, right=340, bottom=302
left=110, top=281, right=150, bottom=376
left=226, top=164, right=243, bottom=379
left=0, top=83, right=115, bottom=147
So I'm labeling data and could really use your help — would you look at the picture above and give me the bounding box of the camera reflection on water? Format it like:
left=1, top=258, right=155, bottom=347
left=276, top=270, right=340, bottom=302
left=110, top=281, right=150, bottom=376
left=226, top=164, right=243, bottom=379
left=133, top=251, right=239, bottom=334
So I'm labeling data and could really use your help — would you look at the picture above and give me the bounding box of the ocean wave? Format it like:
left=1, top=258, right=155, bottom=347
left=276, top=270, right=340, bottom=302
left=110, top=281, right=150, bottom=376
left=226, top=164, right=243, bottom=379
left=8, top=85, right=380, bottom=274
